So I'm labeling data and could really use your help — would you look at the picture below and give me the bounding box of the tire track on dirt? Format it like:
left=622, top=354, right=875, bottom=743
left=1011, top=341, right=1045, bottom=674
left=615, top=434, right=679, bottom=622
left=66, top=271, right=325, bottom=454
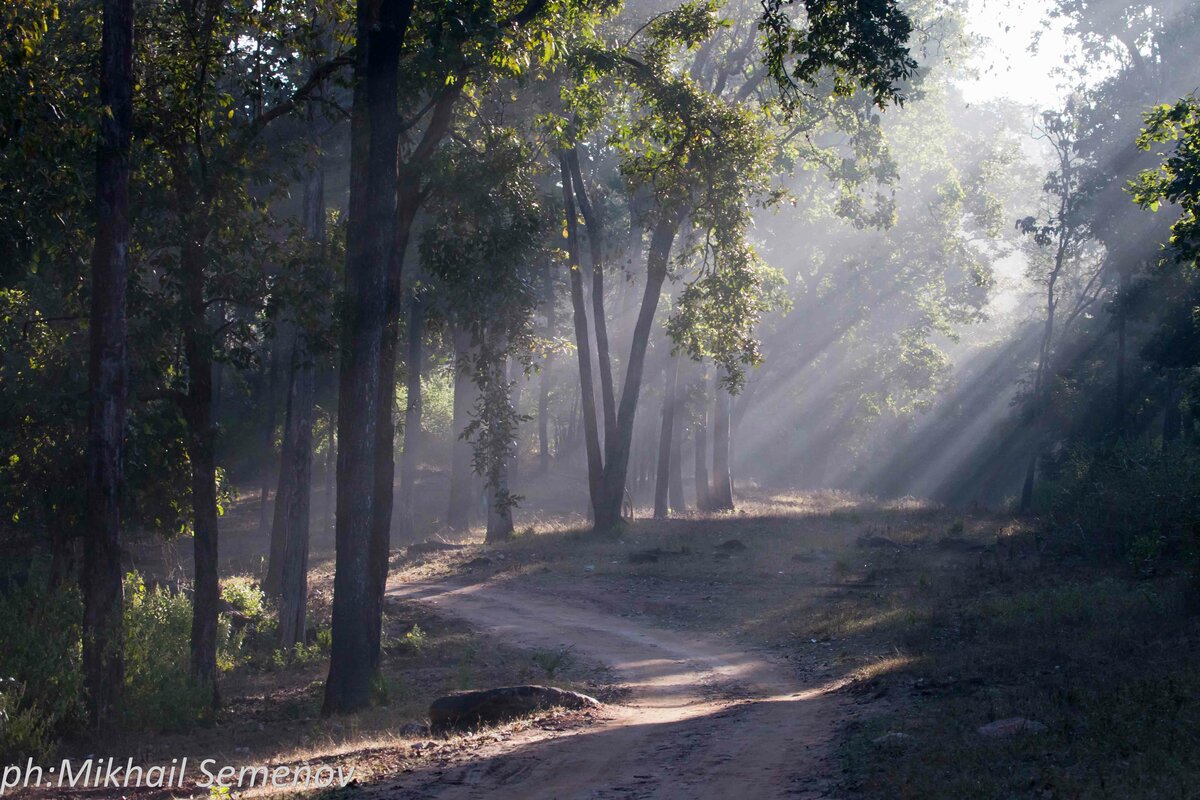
left=382, top=577, right=853, bottom=799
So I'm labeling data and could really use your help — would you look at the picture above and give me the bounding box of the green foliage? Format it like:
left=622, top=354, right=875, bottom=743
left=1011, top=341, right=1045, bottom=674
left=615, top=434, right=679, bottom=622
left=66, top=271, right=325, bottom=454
left=121, top=574, right=213, bottom=730
left=759, top=0, right=918, bottom=111
left=1131, top=94, right=1200, bottom=264
left=220, top=575, right=266, bottom=621
left=0, top=579, right=83, bottom=761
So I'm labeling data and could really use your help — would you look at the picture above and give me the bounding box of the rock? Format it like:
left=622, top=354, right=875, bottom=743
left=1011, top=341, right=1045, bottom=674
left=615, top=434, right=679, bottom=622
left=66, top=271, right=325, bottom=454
left=872, top=732, right=912, bottom=746
left=714, top=539, right=747, bottom=553
left=977, top=717, right=1047, bottom=738
left=408, top=540, right=467, bottom=557
left=429, top=685, right=601, bottom=732
left=399, top=722, right=430, bottom=737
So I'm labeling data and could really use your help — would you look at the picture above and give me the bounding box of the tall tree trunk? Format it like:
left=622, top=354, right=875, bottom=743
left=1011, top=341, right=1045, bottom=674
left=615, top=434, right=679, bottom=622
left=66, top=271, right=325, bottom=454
left=560, top=155, right=604, bottom=515
left=82, top=0, right=133, bottom=730
left=1115, top=270, right=1129, bottom=436
left=653, top=354, right=678, bottom=518
left=693, top=370, right=712, bottom=512
left=366, top=180, right=420, bottom=677
left=257, top=342, right=280, bottom=538
left=538, top=262, right=555, bottom=474
left=567, top=150, right=616, bottom=442
left=323, top=402, right=336, bottom=537
left=180, top=237, right=220, bottom=706
left=270, top=122, right=323, bottom=647
left=485, top=352, right=515, bottom=543
left=593, top=219, right=679, bottom=531
left=396, top=298, right=424, bottom=541
left=323, top=0, right=409, bottom=717
left=668, top=377, right=685, bottom=513
left=447, top=328, right=474, bottom=531
left=711, top=381, right=734, bottom=510
left=273, top=331, right=315, bottom=648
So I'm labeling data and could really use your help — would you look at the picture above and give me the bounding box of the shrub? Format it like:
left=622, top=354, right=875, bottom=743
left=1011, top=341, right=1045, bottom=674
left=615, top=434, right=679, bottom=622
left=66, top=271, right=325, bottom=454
left=1039, top=440, right=1200, bottom=580
left=0, top=577, right=84, bottom=762
left=121, top=573, right=213, bottom=730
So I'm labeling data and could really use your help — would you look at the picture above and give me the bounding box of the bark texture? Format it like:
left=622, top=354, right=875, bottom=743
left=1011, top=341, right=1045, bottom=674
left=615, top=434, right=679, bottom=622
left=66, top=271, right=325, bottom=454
left=83, top=0, right=134, bottom=730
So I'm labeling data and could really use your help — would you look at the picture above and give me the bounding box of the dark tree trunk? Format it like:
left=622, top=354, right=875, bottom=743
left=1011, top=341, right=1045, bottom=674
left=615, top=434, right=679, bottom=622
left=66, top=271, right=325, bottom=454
left=668, top=376, right=685, bottom=513
left=263, top=331, right=293, bottom=596
left=486, top=353, right=515, bottom=543
left=538, top=262, right=555, bottom=474
left=178, top=233, right=221, bottom=708
left=258, top=342, right=280, bottom=538
left=274, top=330, right=315, bottom=649
left=82, top=0, right=133, bottom=730
left=653, top=355, right=678, bottom=518
left=593, top=219, right=678, bottom=531
left=323, top=402, right=336, bottom=537
left=270, top=130, right=323, bottom=647
left=396, top=298, right=424, bottom=542
left=567, top=150, right=617, bottom=442
left=693, top=370, right=712, bottom=512
left=560, top=155, right=604, bottom=515
left=711, top=382, right=734, bottom=510
left=323, top=0, right=409, bottom=717
left=447, top=328, right=473, bottom=531
left=367, top=179, right=420, bottom=678
left=1115, top=270, right=1129, bottom=435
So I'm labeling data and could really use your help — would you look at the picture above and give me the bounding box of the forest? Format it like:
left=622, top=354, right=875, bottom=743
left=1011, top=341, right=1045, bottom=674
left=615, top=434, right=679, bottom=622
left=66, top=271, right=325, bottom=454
left=0, top=0, right=1198, bottom=795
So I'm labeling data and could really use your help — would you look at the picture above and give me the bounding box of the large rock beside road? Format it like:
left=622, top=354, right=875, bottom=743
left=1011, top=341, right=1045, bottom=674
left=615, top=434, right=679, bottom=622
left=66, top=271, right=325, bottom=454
left=429, top=685, right=601, bottom=731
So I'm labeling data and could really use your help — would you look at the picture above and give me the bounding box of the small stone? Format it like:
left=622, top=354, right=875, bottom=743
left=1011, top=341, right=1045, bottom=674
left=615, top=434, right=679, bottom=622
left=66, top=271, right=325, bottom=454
left=978, top=717, right=1047, bottom=737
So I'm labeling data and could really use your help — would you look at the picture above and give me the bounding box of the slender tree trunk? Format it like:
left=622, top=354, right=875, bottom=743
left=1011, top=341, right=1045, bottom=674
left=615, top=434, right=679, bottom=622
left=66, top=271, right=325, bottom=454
left=694, top=370, right=712, bottom=512
left=271, top=125, right=323, bottom=647
left=323, top=402, right=335, bottom=537
left=538, top=262, right=555, bottom=474
left=653, top=355, right=678, bottom=518
left=560, top=154, right=604, bottom=515
left=264, top=333, right=293, bottom=597
left=1115, top=270, right=1129, bottom=436
left=181, top=236, right=220, bottom=706
left=711, top=381, right=734, bottom=510
left=567, top=150, right=616, bottom=442
left=274, top=331, right=315, bottom=648
left=668, top=378, right=685, bottom=513
left=448, top=328, right=474, bottom=531
left=323, top=0, right=409, bottom=717
left=593, top=219, right=679, bottom=531
left=258, top=343, right=280, bottom=538
left=82, top=0, right=133, bottom=730
left=485, top=352, right=515, bottom=543
left=396, top=298, right=424, bottom=541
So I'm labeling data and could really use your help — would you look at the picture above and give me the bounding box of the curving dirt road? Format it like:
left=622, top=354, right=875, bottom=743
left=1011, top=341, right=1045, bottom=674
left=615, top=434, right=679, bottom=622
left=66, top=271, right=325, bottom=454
left=383, top=577, right=855, bottom=799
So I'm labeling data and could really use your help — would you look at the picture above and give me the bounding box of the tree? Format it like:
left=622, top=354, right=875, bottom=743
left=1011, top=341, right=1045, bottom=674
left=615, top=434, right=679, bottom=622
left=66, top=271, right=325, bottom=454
left=1016, top=107, right=1104, bottom=512
left=324, top=0, right=410, bottom=716
left=82, top=0, right=134, bottom=730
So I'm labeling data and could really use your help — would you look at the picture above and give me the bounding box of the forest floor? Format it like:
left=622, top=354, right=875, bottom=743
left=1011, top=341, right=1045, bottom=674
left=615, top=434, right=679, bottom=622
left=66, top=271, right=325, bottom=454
left=38, top=488, right=1200, bottom=799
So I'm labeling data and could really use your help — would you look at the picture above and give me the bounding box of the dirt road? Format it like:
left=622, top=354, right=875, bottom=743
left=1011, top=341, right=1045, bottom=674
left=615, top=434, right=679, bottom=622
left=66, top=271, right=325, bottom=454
left=383, top=577, right=854, bottom=799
